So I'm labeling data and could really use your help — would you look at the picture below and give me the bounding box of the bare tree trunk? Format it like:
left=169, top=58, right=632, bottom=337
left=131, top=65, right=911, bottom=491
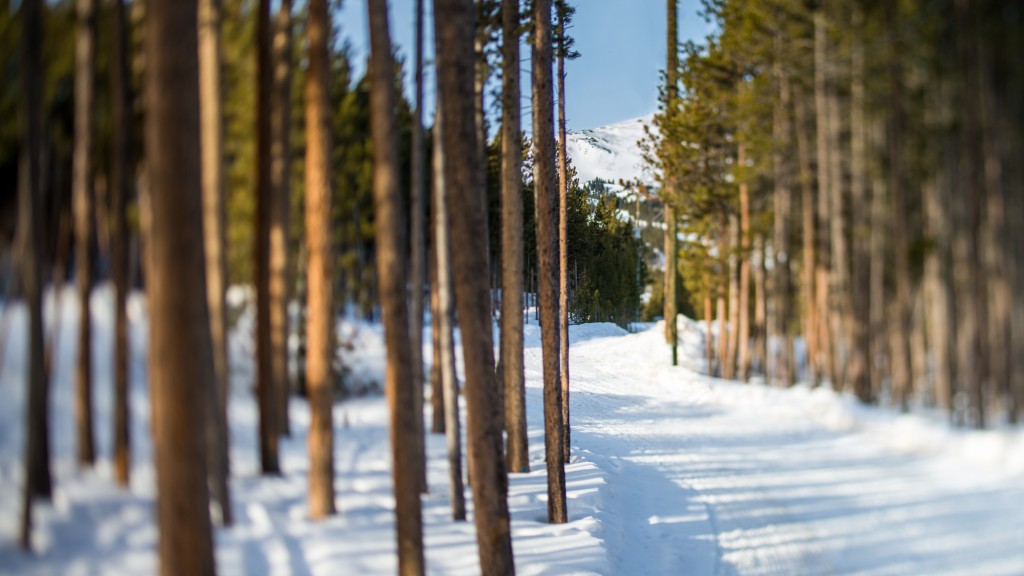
left=18, top=0, right=50, bottom=550
left=368, top=1, right=425, bottom=570
left=794, top=86, right=817, bottom=387
left=305, top=0, right=335, bottom=519
left=435, top=0, right=516, bottom=568
left=847, top=8, right=871, bottom=403
left=144, top=0, right=217, bottom=571
left=409, top=0, right=428, bottom=493
left=74, top=0, right=97, bottom=468
left=716, top=286, right=727, bottom=378
left=724, top=215, right=739, bottom=380
left=813, top=7, right=833, bottom=389
left=869, top=120, right=888, bottom=404
left=556, top=6, right=571, bottom=465
left=737, top=144, right=751, bottom=382
left=774, top=53, right=794, bottom=387
left=664, top=0, right=679, bottom=366
left=269, top=0, right=294, bottom=438
left=199, top=0, right=232, bottom=525
left=532, top=0, right=567, bottom=525
left=429, top=246, right=445, bottom=434
left=827, top=13, right=851, bottom=393
left=501, top=0, right=528, bottom=474
left=753, top=234, right=767, bottom=377
left=111, top=0, right=132, bottom=488
left=255, top=0, right=280, bottom=474
left=433, top=105, right=466, bottom=519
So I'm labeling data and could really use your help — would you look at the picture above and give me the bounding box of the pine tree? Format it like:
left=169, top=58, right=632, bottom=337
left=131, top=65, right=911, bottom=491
left=144, top=0, right=218, bottom=571
left=435, top=0, right=516, bottom=569
left=306, top=0, right=335, bottom=520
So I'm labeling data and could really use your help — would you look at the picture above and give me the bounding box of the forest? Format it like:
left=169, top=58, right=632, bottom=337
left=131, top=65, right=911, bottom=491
left=1, top=0, right=1022, bottom=574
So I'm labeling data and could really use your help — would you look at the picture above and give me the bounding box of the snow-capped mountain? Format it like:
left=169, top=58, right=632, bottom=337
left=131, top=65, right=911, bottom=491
left=565, top=115, right=657, bottom=188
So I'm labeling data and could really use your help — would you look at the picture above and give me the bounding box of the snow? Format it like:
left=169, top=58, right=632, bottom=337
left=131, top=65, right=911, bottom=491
left=566, top=116, right=654, bottom=188
left=1, top=285, right=1022, bottom=575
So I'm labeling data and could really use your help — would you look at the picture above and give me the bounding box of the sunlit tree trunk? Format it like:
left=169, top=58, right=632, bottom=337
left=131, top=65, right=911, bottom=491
left=773, top=55, right=794, bottom=387
left=532, top=0, right=567, bottom=525
left=368, top=0, right=425, bottom=570
left=737, top=144, right=751, bottom=382
left=144, top=0, right=217, bottom=571
left=663, top=0, right=679, bottom=366
left=813, top=6, right=833, bottom=389
left=305, top=0, right=335, bottom=519
left=501, top=0, right=529, bottom=474
left=724, top=215, right=739, bottom=380
left=74, top=0, right=97, bottom=468
left=753, top=234, right=767, bottom=378
left=556, top=4, right=571, bottom=464
left=436, top=0, right=516, bottom=568
left=198, top=0, right=232, bottom=525
left=794, top=86, right=817, bottom=387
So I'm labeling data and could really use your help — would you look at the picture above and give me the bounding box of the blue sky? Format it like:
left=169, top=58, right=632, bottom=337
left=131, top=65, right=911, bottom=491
left=336, top=0, right=709, bottom=131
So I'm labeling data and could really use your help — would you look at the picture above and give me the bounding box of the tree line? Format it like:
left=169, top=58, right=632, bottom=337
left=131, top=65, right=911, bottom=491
left=651, top=0, right=1024, bottom=427
left=3, top=0, right=656, bottom=574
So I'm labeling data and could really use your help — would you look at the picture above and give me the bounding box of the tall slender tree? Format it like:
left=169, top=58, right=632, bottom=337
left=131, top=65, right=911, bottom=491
left=111, top=0, right=132, bottom=488
left=74, top=0, right=97, bottom=468
left=306, top=0, right=335, bottom=520
left=144, top=0, right=217, bottom=571
left=255, top=0, right=280, bottom=473
left=435, top=0, right=516, bottom=570
left=501, top=0, right=528, bottom=474
left=664, top=0, right=679, bottom=367
left=532, top=0, right=567, bottom=525
left=199, top=0, right=233, bottom=525
left=409, top=0, right=428, bottom=494
left=368, top=0, right=425, bottom=571
left=269, top=0, right=294, bottom=437
left=18, top=0, right=50, bottom=550
left=555, top=0, right=575, bottom=465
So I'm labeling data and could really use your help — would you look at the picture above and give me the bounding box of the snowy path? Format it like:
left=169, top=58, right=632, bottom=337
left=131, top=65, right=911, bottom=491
left=557, top=321, right=1024, bottom=575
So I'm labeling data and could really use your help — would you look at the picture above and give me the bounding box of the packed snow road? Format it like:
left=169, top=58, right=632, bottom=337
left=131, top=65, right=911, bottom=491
left=550, top=320, right=1024, bottom=575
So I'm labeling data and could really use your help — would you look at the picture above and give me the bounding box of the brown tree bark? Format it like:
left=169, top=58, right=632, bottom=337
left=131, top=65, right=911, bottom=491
left=255, top=0, right=280, bottom=474
left=753, top=234, right=767, bottom=377
left=724, top=215, right=739, bottom=380
left=501, top=0, right=529, bottom=474
left=532, top=0, right=567, bottom=525
left=812, top=8, right=833, bottom=389
left=369, top=0, right=426, bottom=571
left=409, top=0, right=428, bottom=493
left=432, top=105, right=466, bottom=519
left=435, top=0, right=516, bottom=568
left=74, top=0, right=97, bottom=468
left=18, top=0, right=50, bottom=551
left=199, top=0, right=233, bottom=525
left=664, top=0, right=679, bottom=366
left=737, top=143, right=751, bottom=383
left=794, top=86, right=817, bottom=387
left=270, top=0, right=294, bottom=438
left=773, top=52, right=794, bottom=387
left=111, top=0, right=132, bottom=488
left=306, top=0, right=335, bottom=520
left=556, top=4, right=571, bottom=465
left=144, top=0, right=218, bottom=571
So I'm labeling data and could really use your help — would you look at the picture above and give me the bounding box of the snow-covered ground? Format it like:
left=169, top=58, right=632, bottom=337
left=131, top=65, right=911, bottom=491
left=566, top=115, right=654, bottom=188
left=1, top=286, right=1022, bottom=575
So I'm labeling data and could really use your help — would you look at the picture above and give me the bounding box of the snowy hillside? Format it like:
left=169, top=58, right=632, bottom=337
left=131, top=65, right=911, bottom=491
left=1, top=288, right=1023, bottom=574
left=566, top=115, right=656, bottom=188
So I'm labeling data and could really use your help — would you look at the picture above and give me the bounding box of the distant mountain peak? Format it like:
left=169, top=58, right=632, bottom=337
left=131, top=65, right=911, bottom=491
left=566, top=115, right=657, bottom=187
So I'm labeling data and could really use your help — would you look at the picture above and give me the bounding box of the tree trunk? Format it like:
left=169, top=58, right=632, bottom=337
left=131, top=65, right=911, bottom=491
left=827, top=9, right=851, bottom=393
left=532, top=0, right=567, bottom=525
left=255, top=0, right=280, bottom=474
left=198, top=0, right=232, bottom=525
left=704, top=292, right=714, bottom=375
left=812, top=7, right=833, bottom=389
left=773, top=51, right=794, bottom=387
left=737, top=144, right=751, bottom=383
left=270, top=0, right=294, bottom=438
left=753, top=234, right=767, bottom=378
left=18, top=0, right=50, bottom=550
left=410, top=0, right=428, bottom=493
left=368, top=1, right=426, bottom=570
left=435, top=0, right=516, bottom=568
left=501, top=0, right=528, bottom=474
left=111, top=0, right=132, bottom=488
left=724, top=214, right=739, bottom=380
left=794, top=85, right=817, bottom=387
left=306, top=0, right=335, bottom=519
left=847, top=7, right=871, bottom=403
left=556, top=6, right=571, bottom=465
left=664, top=0, right=679, bottom=365
left=74, top=0, right=97, bottom=468
left=429, top=244, right=445, bottom=434
left=144, top=0, right=217, bottom=571
left=433, top=105, right=466, bottom=519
